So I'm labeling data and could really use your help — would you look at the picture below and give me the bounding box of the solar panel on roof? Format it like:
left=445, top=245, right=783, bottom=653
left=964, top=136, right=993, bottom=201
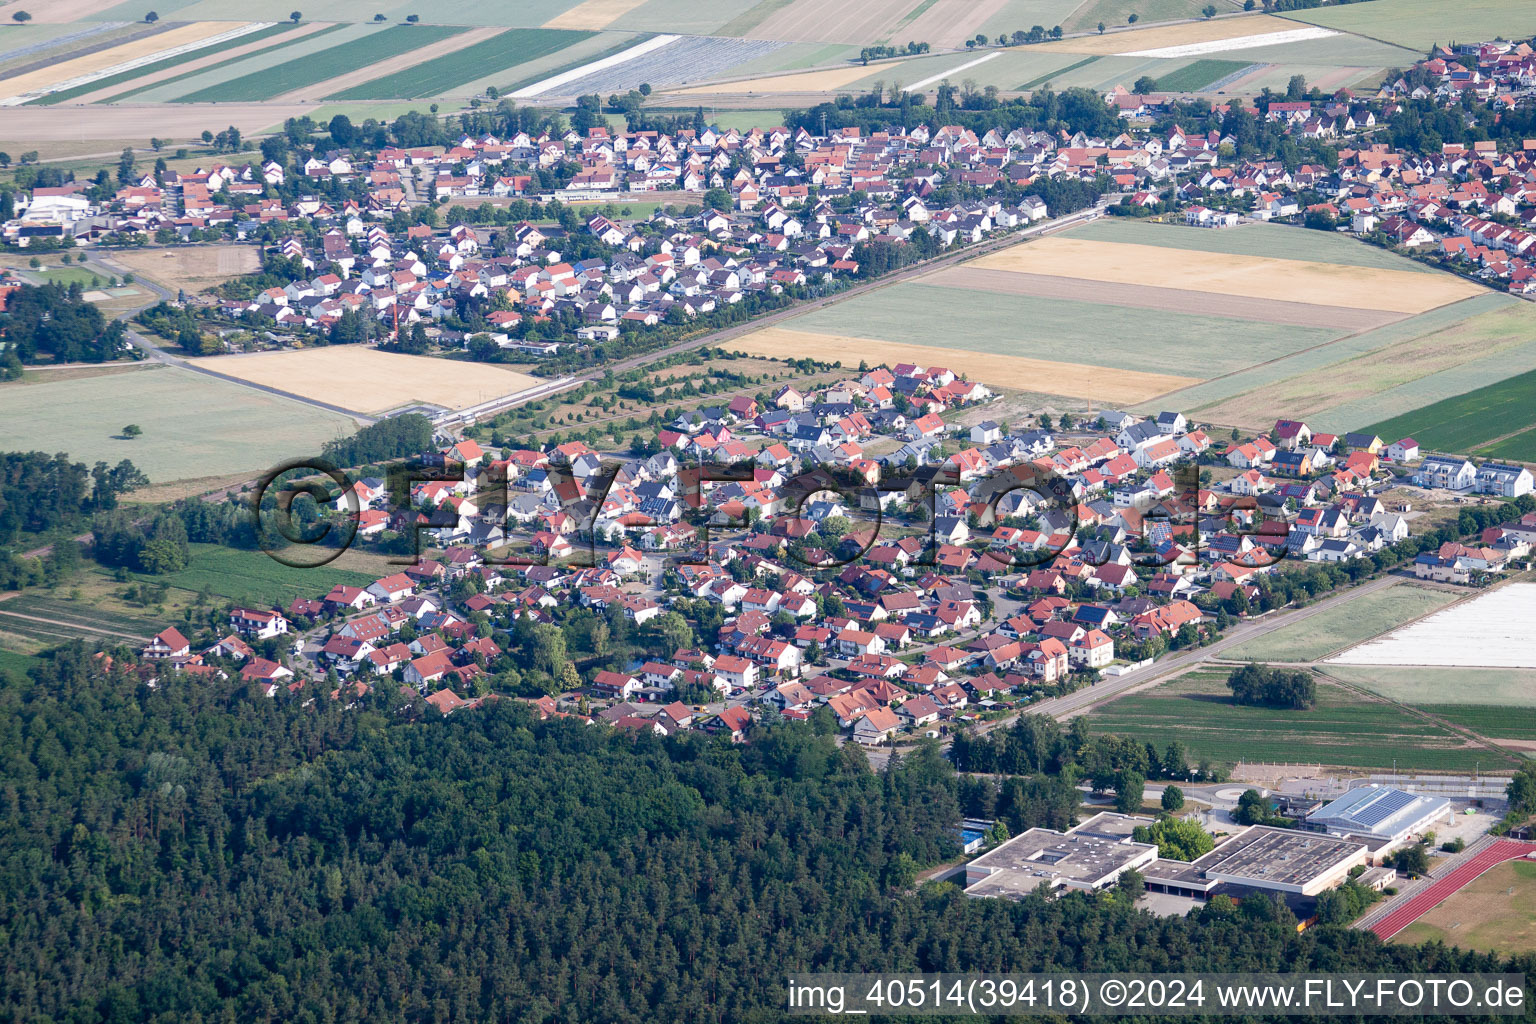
left=1353, top=790, right=1416, bottom=828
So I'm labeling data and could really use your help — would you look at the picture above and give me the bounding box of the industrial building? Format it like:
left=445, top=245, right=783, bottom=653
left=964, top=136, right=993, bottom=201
left=1304, top=786, right=1453, bottom=843
left=964, top=813, right=1159, bottom=897
left=966, top=812, right=1370, bottom=903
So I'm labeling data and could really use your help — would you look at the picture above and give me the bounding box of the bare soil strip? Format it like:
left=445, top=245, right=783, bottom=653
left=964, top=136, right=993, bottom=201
left=923, top=265, right=1402, bottom=331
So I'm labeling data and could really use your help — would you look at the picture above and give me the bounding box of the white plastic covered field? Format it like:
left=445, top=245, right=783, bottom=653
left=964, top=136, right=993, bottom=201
left=1326, top=583, right=1536, bottom=668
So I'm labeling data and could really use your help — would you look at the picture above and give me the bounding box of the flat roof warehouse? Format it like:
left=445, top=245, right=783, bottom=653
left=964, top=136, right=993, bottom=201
left=965, top=813, right=1369, bottom=902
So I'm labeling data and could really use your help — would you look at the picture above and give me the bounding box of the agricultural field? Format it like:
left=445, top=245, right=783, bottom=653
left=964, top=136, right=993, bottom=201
left=106, top=244, right=259, bottom=291
left=1279, top=0, right=1536, bottom=54
left=1420, top=705, right=1536, bottom=741
left=1060, top=0, right=1235, bottom=35
left=0, top=363, right=355, bottom=485
left=31, top=21, right=299, bottom=104
left=106, top=22, right=350, bottom=101
left=729, top=324, right=1198, bottom=404
left=1225, top=584, right=1458, bottom=663
left=741, top=220, right=1487, bottom=409
left=1085, top=669, right=1508, bottom=772
left=1146, top=292, right=1513, bottom=421
left=1320, top=665, right=1536, bottom=713
left=532, top=34, right=788, bottom=98
left=186, top=347, right=541, bottom=415
left=1362, top=364, right=1536, bottom=459
left=0, top=20, right=256, bottom=103
left=330, top=27, right=593, bottom=99
left=1066, top=218, right=1440, bottom=271
left=119, top=543, right=379, bottom=606
left=1393, top=860, right=1536, bottom=954
left=178, top=24, right=465, bottom=102
left=1151, top=58, right=1251, bottom=92
left=0, top=593, right=159, bottom=648
left=1327, top=584, right=1536, bottom=670
left=970, top=235, right=1480, bottom=313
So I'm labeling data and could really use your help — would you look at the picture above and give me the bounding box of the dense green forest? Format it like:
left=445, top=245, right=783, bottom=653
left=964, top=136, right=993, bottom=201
left=1, top=282, right=128, bottom=366
left=0, top=650, right=1528, bottom=1023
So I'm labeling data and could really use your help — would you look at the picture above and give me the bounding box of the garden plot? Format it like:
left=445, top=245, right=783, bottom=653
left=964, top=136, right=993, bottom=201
left=1328, top=585, right=1536, bottom=670
left=525, top=34, right=787, bottom=97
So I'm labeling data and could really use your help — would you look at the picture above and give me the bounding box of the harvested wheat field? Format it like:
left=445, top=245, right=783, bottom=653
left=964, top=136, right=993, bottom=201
left=922, top=266, right=1400, bottom=331
left=729, top=326, right=1198, bottom=404
left=544, top=0, right=649, bottom=30
left=108, top=245, right=260, bottom=290
left=0, top=21, right=246, bottom=99
left=971, top=237, right=1481, bottom=313
left=673, top=62, right=891, bottom=94
left=1040, top=14, right=1312, bottom=55
left=0, top=103, right=317, bottom=142
left=188, top=347, right=542, bottom=415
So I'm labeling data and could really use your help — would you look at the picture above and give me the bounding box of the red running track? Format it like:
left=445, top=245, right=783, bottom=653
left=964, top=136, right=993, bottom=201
left=1371, top=840, right=1536, bottom=940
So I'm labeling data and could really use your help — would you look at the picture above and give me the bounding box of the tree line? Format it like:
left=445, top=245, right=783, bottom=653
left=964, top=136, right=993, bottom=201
left=0, top=650, right=1528, bottom=1022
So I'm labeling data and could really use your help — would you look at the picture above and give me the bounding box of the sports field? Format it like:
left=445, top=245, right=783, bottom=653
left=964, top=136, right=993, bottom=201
left=178, top=24, right=465, bottom=102
left=1279, top=0, right=1536, bottom=54
left=0, top=363, right=354, bottom=483
left=1393, top=860, right=1536, bottom=954
left=331, top=27, right=592, bottom=99
left=1363, top=364, right=1536, bottom=459
left=1225, top=584, right=1458, bottom=663
left=187, top=347, right=542, bottom=414
left=1321, top=666, right=1536, bottom=712
left=1085, top=669, right=1507, bottom=772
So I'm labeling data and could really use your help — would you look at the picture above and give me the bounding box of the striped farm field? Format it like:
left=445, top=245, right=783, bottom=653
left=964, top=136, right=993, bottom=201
left=177, top=24, right=465, bottom=102
left=0, top=21, right=246, bottom=102
left=106, top=22, right=349, bottom=101
left=332, top=28, right=594, bottom=99
left=31, top=21, right=300, bottom=104
left=1084, top=670, right=1506, bottom=772
left=1152, top=57, right=1251, bottom=92
left=1362, top=363, right=1536, bottom=457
